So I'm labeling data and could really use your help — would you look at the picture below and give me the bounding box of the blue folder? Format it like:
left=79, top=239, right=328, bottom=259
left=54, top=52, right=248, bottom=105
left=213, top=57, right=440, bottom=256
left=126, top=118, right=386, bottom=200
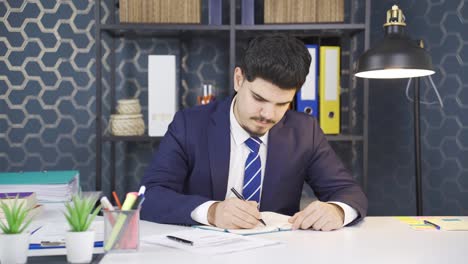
left=296, top=44, right=319, bottom=118
left=29, top=241, right=103, bottom=250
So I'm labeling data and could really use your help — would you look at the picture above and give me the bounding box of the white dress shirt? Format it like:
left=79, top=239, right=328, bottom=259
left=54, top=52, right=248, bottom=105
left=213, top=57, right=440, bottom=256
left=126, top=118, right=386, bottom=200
left=191, top=97, right=358, bottom=226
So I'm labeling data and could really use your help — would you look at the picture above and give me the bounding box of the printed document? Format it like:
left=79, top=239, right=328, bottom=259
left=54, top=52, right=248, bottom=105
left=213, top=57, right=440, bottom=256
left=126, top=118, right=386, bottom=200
left=142, top=228, right=280, bottom=255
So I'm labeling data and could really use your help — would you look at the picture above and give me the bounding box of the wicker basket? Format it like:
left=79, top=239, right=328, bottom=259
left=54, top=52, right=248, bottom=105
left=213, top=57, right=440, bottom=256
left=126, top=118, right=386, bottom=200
left=116, top=99, right=141, bottom=114
left=110, top=114, right=145, bottom=136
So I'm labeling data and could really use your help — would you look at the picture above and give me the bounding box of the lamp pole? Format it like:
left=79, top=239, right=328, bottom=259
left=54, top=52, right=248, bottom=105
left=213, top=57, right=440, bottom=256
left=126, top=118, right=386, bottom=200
left=414, top=76, right=423, bottom=216
left=354, top=6, right=434, bottom=216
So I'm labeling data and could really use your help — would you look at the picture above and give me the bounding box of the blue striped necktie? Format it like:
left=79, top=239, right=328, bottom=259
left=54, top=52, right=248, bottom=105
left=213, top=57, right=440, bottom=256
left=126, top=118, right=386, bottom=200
left=243, top=137, right=262, bottom=203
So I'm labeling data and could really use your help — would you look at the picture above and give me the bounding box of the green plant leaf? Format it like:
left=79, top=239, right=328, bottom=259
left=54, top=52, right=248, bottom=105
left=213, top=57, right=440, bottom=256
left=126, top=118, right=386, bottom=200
left=0, top=195, right=33, bottom=234
left=0, top=218, right=9, bottom=233
left=83, top=204, right=102, bottom=231
left=63, top=193, right=100, bottom=232
left=65, top=202, right=80, bottom=232
left=18, top=217, right=33, bottom=234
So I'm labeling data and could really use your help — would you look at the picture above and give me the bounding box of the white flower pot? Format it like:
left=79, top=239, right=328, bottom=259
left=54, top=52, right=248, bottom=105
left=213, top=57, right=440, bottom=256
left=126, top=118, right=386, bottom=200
left=65, top=230, right=95, bottom=264
left=0, top=232, right=30, bottom=264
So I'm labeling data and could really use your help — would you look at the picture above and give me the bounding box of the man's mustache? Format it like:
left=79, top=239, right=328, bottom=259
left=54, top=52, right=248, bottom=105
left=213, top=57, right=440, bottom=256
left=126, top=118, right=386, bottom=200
left=251, top=117, right=275, bottom=124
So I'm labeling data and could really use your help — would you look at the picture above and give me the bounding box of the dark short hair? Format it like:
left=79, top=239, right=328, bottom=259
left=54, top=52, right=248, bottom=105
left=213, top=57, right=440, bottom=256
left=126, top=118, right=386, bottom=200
left=238, top=34, right=311, bottom=90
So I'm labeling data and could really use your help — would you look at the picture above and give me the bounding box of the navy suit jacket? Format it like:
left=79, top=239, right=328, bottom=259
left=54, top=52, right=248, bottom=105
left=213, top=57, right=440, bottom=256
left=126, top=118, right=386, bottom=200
left=141, top=96, right=367, bottom=225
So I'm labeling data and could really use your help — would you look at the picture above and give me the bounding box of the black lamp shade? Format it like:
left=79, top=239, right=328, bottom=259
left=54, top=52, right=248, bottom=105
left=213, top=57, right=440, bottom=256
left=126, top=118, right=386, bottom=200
left=355, top=26, right=435, bottom=79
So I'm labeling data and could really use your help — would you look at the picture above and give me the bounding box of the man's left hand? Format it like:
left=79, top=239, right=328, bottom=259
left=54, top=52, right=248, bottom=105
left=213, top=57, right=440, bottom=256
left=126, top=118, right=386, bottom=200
left=288, top=201, right=344, bottom=231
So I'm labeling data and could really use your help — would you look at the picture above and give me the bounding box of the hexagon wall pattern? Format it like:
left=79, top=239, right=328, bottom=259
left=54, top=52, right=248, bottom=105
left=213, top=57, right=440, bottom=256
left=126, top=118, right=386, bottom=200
left=0, top=0, right=97, bottom=189
left=368, top=0, right=468, bottom=215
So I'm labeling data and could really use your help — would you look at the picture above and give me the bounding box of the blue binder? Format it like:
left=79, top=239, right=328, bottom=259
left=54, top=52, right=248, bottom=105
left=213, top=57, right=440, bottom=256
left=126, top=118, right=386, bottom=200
left=241, top=0, right=254, bottom=25
left=296, top=44, right=318, bottom=118
left=208, top=0, right=222, bottom=25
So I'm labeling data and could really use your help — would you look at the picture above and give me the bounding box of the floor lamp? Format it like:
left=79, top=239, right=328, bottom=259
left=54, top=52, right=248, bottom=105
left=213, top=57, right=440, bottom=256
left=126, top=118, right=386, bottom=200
left=355, top=5, right=435, bottom=216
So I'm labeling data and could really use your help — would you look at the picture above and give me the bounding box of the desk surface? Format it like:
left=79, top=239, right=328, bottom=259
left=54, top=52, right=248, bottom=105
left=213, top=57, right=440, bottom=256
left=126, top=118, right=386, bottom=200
left=30, top=205, right=468, bottom=264
left=101, top=216, right=468, bottom=264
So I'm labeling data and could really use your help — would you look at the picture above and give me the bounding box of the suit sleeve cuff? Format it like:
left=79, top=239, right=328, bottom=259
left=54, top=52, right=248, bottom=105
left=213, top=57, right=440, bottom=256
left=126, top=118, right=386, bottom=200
left=328, top=201, right=358, bottom=226
left=190, top=201, right=218, bottom=226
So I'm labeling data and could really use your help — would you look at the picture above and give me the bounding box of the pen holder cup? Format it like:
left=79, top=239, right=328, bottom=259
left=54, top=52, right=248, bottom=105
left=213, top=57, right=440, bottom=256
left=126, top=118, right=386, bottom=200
left=103, top=209, right=140, bottom=252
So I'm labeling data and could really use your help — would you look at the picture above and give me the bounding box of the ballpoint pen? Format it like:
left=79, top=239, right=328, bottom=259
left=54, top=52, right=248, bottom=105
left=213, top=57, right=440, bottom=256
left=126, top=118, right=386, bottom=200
left=132, top=185, right=146, bottom=210
left=423, top=220, right=441, bottom=230
left=30, top=226, right=42, bottom=235
left=230, top=187, right=267, bottom=226
left=166, top=235, right=194, bottom=246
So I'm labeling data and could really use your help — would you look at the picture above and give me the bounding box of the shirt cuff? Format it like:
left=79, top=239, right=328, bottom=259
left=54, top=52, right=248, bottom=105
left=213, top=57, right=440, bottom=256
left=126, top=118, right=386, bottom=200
left=328, top=201, right=358, bottom=226
left=190, top=201, right=218, bottom=226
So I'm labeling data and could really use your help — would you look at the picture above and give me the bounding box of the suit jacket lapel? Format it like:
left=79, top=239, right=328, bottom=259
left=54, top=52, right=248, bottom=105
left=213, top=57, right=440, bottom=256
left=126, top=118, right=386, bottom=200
left=208, top=98, right=232, bottom=200
left=261, top=115, right=290, bottom=211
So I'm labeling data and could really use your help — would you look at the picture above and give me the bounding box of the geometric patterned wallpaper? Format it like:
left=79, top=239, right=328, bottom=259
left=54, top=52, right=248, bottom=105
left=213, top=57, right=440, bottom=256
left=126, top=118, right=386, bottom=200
left=0, top=0, right=97, bottom=190
left=368, top=0, right=468, bottom=215
left=5, top=0, right=466, bottom=216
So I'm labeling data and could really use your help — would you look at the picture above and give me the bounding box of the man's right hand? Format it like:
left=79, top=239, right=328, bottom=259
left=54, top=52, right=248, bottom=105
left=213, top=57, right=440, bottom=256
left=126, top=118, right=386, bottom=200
left=207, top=198, right=261, bottom=229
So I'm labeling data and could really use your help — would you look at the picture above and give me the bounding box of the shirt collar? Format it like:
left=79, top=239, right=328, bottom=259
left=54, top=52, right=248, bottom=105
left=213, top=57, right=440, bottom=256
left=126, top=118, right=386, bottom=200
left=230, top=96, right=269, bottom=147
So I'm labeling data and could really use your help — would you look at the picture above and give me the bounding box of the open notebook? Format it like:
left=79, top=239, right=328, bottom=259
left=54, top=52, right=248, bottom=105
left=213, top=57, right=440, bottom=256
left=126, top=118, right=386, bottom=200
left=195, top=211, right=292, bottom=235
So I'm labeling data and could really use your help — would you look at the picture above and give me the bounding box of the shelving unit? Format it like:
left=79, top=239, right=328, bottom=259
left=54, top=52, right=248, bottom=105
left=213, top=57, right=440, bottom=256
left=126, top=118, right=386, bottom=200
left=95, top=0, right=370, bottom=194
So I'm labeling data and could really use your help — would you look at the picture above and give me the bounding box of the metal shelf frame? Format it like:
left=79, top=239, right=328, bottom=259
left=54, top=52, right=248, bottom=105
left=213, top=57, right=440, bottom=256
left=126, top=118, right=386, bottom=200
left=95, top=0, right=370, bottom=193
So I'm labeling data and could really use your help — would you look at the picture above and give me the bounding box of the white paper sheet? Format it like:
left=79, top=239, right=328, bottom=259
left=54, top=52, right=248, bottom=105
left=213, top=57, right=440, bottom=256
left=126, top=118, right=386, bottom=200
left=30, top=221, right=104, bottom=244
left=142, top=228, right=281, bottom=255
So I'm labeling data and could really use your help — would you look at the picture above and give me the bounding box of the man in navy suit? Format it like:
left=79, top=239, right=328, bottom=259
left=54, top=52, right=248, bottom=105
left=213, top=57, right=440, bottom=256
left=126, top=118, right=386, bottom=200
left=141, top=34, right=367, bottom=231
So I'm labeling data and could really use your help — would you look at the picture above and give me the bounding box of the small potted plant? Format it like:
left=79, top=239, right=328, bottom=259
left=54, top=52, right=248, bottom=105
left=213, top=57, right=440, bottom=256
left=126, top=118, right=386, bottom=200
left=0, top=197, right=33, bottom=264
left=64, top=192, right=101, bottom=264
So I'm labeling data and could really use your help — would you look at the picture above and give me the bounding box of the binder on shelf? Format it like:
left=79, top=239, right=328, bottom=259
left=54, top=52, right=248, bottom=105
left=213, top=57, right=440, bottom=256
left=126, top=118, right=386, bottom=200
left=241, top=0, right=255, bottom=25
left=148, top=55, right=177, bottom=137
left=319, top=46, right=340, bottom=134
left=296, top=44, right=318, bottom=118
left=208, top=0, right=222, bottom=25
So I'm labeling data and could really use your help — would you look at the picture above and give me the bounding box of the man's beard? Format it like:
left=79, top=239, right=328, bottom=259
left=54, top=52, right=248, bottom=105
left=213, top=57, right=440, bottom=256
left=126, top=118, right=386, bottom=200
left=241, top=116, right=276, bottom=137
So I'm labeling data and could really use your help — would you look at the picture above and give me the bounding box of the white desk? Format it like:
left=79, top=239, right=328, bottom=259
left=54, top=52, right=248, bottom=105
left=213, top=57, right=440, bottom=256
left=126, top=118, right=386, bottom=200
left=101, top=217, right=468, bottom=264
left=29, top=205, right=468, bottom=264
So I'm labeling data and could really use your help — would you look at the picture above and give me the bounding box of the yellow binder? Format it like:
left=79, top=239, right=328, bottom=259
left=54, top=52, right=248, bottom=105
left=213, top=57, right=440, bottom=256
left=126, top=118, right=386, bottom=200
left=319, top=46, right=340, bottom=134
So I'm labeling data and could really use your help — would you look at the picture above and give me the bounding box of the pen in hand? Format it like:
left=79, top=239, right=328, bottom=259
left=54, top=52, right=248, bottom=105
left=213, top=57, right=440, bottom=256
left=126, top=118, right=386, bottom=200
left=230, top=187, right=267, bottom=226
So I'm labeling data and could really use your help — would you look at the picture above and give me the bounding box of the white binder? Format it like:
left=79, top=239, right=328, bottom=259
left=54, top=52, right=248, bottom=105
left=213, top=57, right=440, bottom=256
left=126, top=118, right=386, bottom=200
left=148, top=55, right=177, bottom=137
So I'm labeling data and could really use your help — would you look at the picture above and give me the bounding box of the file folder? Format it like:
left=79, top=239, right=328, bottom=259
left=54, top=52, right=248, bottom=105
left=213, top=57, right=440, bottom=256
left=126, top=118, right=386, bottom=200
left=319, top=46, right=340, bottom=134
left=148, top=55, right=177, bottom=137
left=296, top=44, right=318, bottom=118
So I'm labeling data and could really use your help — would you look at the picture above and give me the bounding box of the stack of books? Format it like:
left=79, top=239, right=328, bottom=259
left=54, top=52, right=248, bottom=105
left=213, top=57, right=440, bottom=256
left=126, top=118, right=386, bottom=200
left=119, top=0, right=201, bottom=24
left=0, top=192, right=43, bottom=219
left=0, top=171, right=79, bottom=203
